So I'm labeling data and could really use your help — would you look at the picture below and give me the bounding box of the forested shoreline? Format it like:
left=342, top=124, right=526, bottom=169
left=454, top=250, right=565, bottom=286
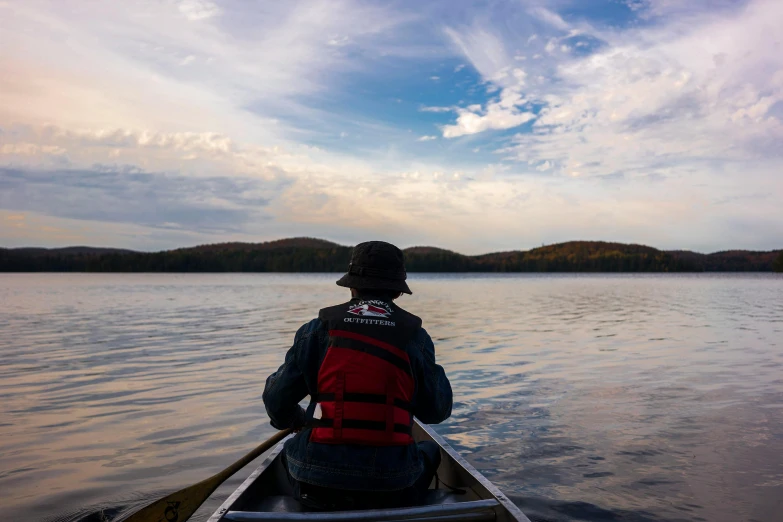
left=2, top=238, right=782, bottom=273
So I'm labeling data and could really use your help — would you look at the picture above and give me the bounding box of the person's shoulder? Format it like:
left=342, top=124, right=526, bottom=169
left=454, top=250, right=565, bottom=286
left=412, top=326, right=433, bottom=346
left=392, top=302, right=423, bottom=330
left=317, top=300, right=353, bottom=321
left=406, top=326, right=435, bottom=365
left=296, top=317, right=326, bottom=339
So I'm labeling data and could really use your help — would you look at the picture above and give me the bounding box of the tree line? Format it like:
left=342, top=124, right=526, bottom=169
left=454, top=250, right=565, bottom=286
left=2, top=240, right=781, bottom=272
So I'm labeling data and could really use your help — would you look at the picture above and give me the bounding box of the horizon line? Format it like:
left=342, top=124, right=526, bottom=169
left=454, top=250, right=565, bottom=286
left=3, top=237, right=782, bottom=258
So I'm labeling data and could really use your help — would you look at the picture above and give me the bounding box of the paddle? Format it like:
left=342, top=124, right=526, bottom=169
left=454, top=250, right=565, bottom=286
left=120, top=428, right=292, bottom=522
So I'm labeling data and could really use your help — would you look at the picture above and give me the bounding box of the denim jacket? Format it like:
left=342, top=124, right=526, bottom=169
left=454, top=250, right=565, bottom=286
left=262, top=310, right=452, bottom=491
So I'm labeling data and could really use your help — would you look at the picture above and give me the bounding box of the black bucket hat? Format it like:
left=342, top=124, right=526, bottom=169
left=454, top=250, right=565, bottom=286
left=336, top=241, right=412, bottom=295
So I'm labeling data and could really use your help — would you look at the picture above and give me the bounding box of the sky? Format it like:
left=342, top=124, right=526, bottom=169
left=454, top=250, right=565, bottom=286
left=0, top=0, right=781, bottom=254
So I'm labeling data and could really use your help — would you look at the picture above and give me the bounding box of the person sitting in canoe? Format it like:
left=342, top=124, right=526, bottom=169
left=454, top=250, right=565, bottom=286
left=262, top=240, right=453, bottom=510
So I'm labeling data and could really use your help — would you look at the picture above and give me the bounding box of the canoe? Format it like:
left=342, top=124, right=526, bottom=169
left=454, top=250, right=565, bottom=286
left=209, top=419, right=531, bottom=522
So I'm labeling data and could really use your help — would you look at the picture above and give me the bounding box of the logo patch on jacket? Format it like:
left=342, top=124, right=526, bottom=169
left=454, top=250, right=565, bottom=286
left=347, top=300, right=392, bottom=318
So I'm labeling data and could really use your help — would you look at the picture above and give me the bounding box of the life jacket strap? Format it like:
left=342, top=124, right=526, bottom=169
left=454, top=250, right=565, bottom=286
left=314, top=392, right=412, bottom=411
left=315, top=418, right=413, bottom=435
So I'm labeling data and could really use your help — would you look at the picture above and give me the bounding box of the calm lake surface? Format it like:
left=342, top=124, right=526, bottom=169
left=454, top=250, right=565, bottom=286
left=2, top=273, right=783, bottom=522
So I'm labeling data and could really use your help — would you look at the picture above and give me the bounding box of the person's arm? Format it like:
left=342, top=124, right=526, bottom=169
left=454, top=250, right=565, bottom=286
left=411, top=327, right=453, bottom=424
left=262, top=319, right=320, bottom=430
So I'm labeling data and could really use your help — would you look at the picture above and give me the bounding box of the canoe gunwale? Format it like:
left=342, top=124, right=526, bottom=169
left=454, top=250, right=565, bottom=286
left=414, top=422, right=530, bottom=522
left=208, top=433, right=293, bottom=522
left=222, top=499, right=499, bottom=521
left=210, top=420, right=531, bottom=522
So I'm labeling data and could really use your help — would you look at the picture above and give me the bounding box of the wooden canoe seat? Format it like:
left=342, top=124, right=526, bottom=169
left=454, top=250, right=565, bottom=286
left=222, top=498, right=500, bottom=521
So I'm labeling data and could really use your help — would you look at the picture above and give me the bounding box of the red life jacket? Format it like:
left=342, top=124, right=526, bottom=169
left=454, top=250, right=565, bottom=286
left=310, top=299, right=422, bottom=446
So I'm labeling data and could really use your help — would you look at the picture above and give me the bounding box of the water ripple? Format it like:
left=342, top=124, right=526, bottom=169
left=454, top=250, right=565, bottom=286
left=1, top=273, right=782, bottom=522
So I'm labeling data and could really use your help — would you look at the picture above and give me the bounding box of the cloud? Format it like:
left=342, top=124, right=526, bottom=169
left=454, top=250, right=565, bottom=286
left=419, top=106, right=453, bottom=113
left=510, top=0, right=783, bottom=176
left=441, top=75, right=536, bottom=138
left=2, top=127, right=781, bottom=253
left=441, top=102, right=535, bottom=138
left=627, top=0, right=749, bottom=20
left=0, top=210, right=90, bottom=244
left=417, top=135, right=437, bottom=141
left=3, top=213, right=26, bottom=226
left=0, top=123, right=383, bottom=186
left=535, top=160, right=553, bottom=172
left=0, top=124, right=249, bottom=176
left=178, top=0, right=220, bottom=21
left=529, top=7, right=571, bottom=32
left=0, top=166, right=280, bottom=233
left=440, top=0, right=783, bottom=176
left=0, top=0, right=422, bottom=138
left=443, top=26, right=511, bottom=81
left=0, top=0, right=781, bottom=253
left=328, top=35, right=351, bottom=46
left=1, top=143, right=67, bottom=157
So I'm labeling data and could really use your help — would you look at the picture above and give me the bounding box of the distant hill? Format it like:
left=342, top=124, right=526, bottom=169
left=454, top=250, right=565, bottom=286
left=403, top=246, right=473, bottom=271
left=694, top=250, right=781, bottom=271
left=404, top=246, right=458, bottom=255
left=1, top=239, right=781, bottom=272
left=177, top=237, right=342, bottom=253
left=465, top=241, right=691, bottom=272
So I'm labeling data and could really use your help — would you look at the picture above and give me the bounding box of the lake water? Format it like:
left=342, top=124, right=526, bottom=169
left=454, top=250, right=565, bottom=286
left=1, top=273, right=782, bottom=522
